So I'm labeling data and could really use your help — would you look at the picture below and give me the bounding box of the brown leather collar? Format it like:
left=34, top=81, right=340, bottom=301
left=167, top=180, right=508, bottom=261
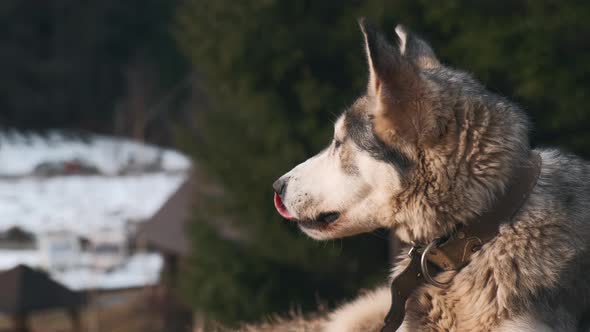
left=381, top=152, right=542, bottom=332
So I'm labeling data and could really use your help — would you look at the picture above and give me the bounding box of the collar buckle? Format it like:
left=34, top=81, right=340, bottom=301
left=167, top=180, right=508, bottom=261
left=407, top=241, right=425, bottom=258
left=421, top=240, right=452, bottom=288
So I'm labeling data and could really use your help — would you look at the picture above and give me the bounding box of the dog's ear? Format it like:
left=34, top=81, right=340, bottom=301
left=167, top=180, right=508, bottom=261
left=358, top=18, right=416, bottom=98
left=359, top=18, right=443, bottom=146
left=395, top=25, right=440, bottom=69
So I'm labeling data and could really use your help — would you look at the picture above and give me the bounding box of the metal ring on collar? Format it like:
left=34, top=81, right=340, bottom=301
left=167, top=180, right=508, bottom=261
left=420, top=240, right=452, bottom=288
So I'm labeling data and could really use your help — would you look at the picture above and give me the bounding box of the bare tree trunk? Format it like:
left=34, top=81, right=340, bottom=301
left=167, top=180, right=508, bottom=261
left=124, top=55, right=156, bottom=142
left=12, top=313, right=29, bottom=332
left=68, top=308, right=82, bottom=332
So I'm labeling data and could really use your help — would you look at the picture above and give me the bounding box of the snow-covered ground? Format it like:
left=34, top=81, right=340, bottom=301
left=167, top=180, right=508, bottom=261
left=0, top=173, right=186, bottom=237
left=0, top=132, right=191, bottom=290
left=52, top=253, right=163, bottom=291
left=0, top=250, right=163, bottom=290
left=0, top=249, right=40, bottom=270
left=0, top=131, right=190, bottom=176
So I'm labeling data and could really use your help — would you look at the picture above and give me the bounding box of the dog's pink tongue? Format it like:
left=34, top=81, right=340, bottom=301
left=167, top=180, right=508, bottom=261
left=274, top=192, right=294, bottom=220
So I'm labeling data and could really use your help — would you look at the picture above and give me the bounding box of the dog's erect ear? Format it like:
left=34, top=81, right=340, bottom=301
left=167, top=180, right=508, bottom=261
left=358, top=18, right=416, bottom=98
left=395, top=25, right=440, bottom=69
left=358, top=18, right=447, bottom=146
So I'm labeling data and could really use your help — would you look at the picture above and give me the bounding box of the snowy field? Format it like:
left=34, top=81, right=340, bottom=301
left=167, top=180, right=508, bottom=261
left=0, top=132, right=190, bottom=290
left=0, top=131, right=190, bottom=176
left=0, top=173, right=186, bottom=236
left=0, top=250, right=163, bottom=290
left=52, top=253, right=163, bottom=291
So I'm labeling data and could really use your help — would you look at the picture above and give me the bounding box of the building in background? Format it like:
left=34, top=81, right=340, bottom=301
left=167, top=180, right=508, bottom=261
left=137, top=172, right=195, bottom=332
left=38, top=230, right=81, bottom=272
left=0, top=227, right=36, bottom=250
left=89, top=227, right=127, bottom=271
left=0, top=132, right=191, bottom=292
left=0, top=265, right=85, bottom=332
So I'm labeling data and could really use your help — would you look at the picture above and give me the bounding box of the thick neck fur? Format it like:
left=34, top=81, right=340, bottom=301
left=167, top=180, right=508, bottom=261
left=390, top=70, right=531, bottom=244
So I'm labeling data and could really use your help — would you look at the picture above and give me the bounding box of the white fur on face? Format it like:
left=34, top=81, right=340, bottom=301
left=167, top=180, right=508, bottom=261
left=279, top=116, right=403, bottom=240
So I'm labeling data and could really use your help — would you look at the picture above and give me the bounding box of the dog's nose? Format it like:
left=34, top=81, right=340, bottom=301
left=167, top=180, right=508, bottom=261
left=273, top=176, right=289, bottom=197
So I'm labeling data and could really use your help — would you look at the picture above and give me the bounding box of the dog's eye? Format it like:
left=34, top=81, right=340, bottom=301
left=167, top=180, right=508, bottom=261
left=334, top=139, right=342, bottom=149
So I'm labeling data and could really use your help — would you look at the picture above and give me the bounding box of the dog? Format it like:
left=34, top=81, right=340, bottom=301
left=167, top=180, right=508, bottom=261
left=272, top=18, right=590, bottom=331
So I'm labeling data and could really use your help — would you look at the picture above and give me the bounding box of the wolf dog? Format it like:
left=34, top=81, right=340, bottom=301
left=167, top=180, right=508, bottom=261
left=272, top=18, right=590, bottom=332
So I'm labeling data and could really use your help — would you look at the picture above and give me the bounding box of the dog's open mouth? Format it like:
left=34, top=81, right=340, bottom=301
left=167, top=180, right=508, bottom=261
left=274, top=193, right=340, bottom=228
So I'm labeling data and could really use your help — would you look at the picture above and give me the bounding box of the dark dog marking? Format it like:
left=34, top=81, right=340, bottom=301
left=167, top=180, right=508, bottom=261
left=344, top=102, right=412, bottom=172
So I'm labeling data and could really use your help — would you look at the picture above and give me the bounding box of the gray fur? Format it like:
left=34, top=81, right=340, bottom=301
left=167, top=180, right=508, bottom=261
left=269, top=20, right=590, bottom=331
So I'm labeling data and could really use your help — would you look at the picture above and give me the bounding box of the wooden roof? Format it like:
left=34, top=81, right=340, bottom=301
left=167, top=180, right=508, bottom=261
left=136, top=173, right=194, bottom=256
left=0, top=265, right=84, bottom=314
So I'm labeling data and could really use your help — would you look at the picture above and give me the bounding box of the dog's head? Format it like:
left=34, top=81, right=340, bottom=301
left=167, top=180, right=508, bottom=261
left=273, top=19, right=527, bottom=240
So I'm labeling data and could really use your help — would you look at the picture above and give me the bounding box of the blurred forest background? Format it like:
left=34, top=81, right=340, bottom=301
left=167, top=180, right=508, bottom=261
left=3, top=0, right=590, bottom=327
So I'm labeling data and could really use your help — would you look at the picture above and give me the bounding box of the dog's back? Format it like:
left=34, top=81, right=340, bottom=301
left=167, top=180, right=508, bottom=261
left=270, top=19, right=590, bottom=331
left=528, top=151, right=590, bottom=327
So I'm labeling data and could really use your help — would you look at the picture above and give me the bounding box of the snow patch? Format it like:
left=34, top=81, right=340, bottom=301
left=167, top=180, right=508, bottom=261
left=0, top=131, right=190, bottom=290
left=0, top=132, right=191, bottom=176
left=51, top=253, right=164, bottom=291
left=0, top=173, right=186, bottom=237
left=0, top=250, right=42, bottom=271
